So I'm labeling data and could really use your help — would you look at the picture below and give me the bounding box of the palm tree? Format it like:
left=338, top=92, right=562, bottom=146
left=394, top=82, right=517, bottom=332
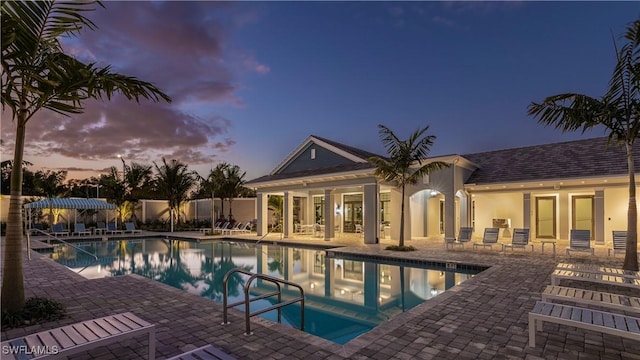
left=528, top=19, right=639, bottom=271
left=220, top=164, right=247, bottom=221
left=198, top=162, right=229, bottom=225
left=1, top=1, right=171, bottom=311
left=33, top=170, right=68, bottom=227
left=154, top=158, right=197, bottom=226
left=368, top=124, right=449, bottom=248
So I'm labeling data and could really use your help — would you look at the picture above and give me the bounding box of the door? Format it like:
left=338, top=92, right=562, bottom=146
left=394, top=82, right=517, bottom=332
left=572, top=195, right=594, bottom=240
left=536, top=197, right=556, bottom=239
left=343, top=194, right=363, bottom=233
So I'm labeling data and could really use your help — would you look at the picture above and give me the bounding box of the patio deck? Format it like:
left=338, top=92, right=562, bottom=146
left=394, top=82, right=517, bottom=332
left=1, top=233, right=639, bottom=359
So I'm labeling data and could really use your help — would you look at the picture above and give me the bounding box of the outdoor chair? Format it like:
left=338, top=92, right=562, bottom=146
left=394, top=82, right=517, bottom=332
left=472, top=228, right=500, bottom=250
left=566, top=229, right=594, bottom=256
left=107, top=222, right=123, bottom=235
left=125, top=222, right=142, bottom=234
left=73, top=223, right=91, bottom=236
left=609, top=230, right=627, bottom=257
left=502, top=228, right=533, bottom=252
left=213, top=222, right=229, bottom=234
left=222, top=222, right=242, bottom=235
left=446, top=227, right=473, bottom=249
left=51, top=223, right=69, bottom=236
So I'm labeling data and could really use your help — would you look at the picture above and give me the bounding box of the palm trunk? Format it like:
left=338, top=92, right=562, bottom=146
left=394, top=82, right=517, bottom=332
left=399, top=185, right=405, bottom=248
left=624, top=142, right=639, bottom=271
left=1, top=114, right=27, bottom=312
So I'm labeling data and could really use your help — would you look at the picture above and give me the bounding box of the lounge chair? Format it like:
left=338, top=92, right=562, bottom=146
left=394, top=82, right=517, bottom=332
left=222, top=222, right=242, bottom=235
left=502, top=228, right=533, bottom=252
left=167, top=344, right=236, bottom=360
left=0, top=312, right=155, bottom=360
left=212, top=222, right=229, bottom=234
left=555, top=262, right=639, bottom=279
left=472, top=228, right=500, bottom=250
left=51, top=223, right=69, bottom=236
left=125, top=222, right=142, bottom=234
left=550, top=268, right=640, bottom=289
left=609, top=230, right=627, bottom=257
left=73, top=223, right=91, bottom=236
left=230, top=222, right=252, bottom=234
left=566, top=229, right=594, bottom=256
left=446, top=227, right=473, bottom=249
left=528, top=301, right=640, bottom=348
left=541, top=284, right=640, bottom=315
left=107, top=222, right=123, bottom=235
left=95, top=221, right=108, bottom=235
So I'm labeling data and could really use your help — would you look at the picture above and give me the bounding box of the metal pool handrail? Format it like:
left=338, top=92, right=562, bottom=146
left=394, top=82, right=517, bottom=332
left=28, top=228, right=99, bottom=273
left=255, top=223, right=282, bottom=245
left=222, top=268, right=305, bottom=335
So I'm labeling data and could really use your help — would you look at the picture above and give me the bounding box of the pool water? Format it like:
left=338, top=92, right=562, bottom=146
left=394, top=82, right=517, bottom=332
left=49, top=238, right=481, bottom=344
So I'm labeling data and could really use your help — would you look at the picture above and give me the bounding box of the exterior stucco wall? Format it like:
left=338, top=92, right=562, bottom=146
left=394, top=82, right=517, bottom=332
left=471, top=192, right=523, bottom=239
left=604, top=186, right=636, bottom=243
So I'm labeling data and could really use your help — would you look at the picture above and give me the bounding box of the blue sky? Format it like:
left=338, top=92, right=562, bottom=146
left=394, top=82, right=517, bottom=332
left=1, top=1, right=638, bottom=181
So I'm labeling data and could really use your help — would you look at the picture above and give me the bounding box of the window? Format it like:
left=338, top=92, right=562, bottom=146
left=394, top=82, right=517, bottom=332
left=314, top=196, right=324, bottom=224
left=343, top=260, right=364, bottom=281
left=380, top=192, right=391, bottom=224
left=313, top=251, right=325, bottom=274
left=311, top=148, right=316, bottom=160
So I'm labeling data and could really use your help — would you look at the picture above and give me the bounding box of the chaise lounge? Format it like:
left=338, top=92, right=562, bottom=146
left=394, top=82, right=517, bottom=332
left=472, top=228, right=500, bottom=250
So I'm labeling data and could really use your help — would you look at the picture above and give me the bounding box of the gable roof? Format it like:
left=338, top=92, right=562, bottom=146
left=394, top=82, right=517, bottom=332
left=462, top=137, right=639, bottom=185
left=269, top=135, right=385, bottom=175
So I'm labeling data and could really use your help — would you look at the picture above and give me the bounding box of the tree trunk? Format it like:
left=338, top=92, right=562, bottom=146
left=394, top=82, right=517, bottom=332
left=624, top=142, right=639, bottom=271
left=1, top=114, right=27, bottom=312
left=399, top=185, right=405, bottom=248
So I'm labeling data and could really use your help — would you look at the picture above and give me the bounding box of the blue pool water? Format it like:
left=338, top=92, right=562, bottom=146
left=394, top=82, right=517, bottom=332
left=49, top=238, right=482, bottom=344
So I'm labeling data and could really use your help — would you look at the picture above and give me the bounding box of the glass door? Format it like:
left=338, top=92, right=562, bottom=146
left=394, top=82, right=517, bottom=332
left=536, top=197, right=556, bottom=239
left=572, top=195, right=594, bottom=240
left=344, top=194, right=363, bottom=233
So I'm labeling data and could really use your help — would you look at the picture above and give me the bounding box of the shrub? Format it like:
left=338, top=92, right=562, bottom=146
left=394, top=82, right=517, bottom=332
left=385, top=245, right=417, bottom=252
left=1, top=297, right=66, bottom=330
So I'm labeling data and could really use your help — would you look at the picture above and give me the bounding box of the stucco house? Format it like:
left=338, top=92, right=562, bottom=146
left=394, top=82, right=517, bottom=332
left=246, top=135, right=640, bottom=246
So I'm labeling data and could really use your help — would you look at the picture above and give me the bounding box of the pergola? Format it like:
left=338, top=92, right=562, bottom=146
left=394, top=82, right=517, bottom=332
left=24, top=198, right=117, bottom=230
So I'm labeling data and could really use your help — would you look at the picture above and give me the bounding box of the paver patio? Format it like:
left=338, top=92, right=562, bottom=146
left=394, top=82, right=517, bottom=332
left=1, top=233, right=639, bottom=359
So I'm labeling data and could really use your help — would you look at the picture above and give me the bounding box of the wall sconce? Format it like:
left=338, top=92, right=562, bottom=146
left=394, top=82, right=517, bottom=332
left=430, top=190, right=438, bottom=197
left=335, top=204, right=342, bottom=215
left=430, top=288, right=438, bottom=296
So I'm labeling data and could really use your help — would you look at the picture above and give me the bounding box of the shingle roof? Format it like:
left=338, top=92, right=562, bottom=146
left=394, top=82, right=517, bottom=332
left=311, top=135, right=386, bottom=161
left=462, top=137, right=639, bottom=184
left=246, top=162, right=375, bottom=185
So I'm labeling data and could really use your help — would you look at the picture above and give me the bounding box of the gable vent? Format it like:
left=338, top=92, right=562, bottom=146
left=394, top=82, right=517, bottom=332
left=311, top=148, right=316, bottom=160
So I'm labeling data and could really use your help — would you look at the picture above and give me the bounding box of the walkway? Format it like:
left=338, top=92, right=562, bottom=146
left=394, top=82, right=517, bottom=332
left=1, top=233, right=639, bottom=359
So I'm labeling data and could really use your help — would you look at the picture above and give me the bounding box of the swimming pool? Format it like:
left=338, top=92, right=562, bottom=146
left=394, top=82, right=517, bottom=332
left=49, top=238, right=483, bottom=344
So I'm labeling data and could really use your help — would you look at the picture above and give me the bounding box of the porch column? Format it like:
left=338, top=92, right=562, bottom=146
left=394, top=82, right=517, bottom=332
left=559, top=192, right=569, bottom=240
left=594, top=189, right=605, bottom=245
left=458, top=191, right=469, bottom=227
left=443, top=190, right=456, bottom=243
left=307, top=194, right=315, bottom=225
left=523, top=193, right=531, bottom=229
left=363, top=183, right=379, bottom=244
left=256, top=192, right=268, bottom=236
left=324, top=189, right=335, bottom=240
left=284, top=191, right=293, bottom=238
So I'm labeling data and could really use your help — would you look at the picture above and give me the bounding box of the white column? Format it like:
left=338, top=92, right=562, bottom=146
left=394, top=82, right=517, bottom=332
left=594, top=189, right=605, bottom=245
left=363, top=183, right=379, bottom=244
left=523, top=193, right=531, bottom=229
left=256, top=192, right=268, bottom=236
left=284, top=192, right=293, bottom=238
left=390, top=189, right=412, bottom=242
left=324, top=189, right=335, bottom=240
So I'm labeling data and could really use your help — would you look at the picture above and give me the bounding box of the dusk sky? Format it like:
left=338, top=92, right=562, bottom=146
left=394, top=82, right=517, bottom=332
left=1, top=1, right=638, bottom=182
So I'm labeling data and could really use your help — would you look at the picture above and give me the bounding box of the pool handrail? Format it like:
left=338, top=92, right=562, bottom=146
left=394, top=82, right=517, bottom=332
left=255, top=223, right=282, bottom=245
left=27, top=227, right=99, bottom=273
left=222, top=268, right=305, bottom=335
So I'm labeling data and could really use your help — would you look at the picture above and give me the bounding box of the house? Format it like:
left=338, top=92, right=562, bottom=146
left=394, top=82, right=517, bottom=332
left=246, top=135, right=640, bottom=245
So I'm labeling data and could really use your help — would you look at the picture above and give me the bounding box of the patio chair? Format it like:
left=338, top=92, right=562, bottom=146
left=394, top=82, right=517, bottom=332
left=502, top=228, right=533, bottom=252
left=566, top=229, right=594, bottom=256
left=73, top=223, right=91, bottom=236
left=125, top=222, right=142, bottom=234
left=230, top=222, right=253, bottom=234
left=107, top=222, right=123, bottom=235
left=609, top=230, right=627, bottom=257
left=213, top=222, right=230, bottom=234
left=222, top=222, right=242, bottom=235
left=472, top=228, right=500, bottom=250
left=446, top=226, right=473, bottom=249
left=167, top=344, right=236, bottom=360
left=51, top=223, right=69, bottom=236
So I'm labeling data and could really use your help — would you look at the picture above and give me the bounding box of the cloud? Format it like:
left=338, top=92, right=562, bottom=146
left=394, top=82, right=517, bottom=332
left=1, top=2, right=269, bottom=173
